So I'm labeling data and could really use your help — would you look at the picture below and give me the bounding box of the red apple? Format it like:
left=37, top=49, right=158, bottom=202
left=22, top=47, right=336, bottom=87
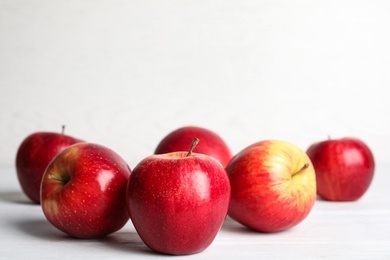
left=15, top=126, right=83, bottom=203
left=306, top=137, right=375, bottom=201
left=154, top=126, right=233, bottom=168
left=41, top=142, right=131, bottom=238
left=127, top=138, right=231, bottom=255
left=226, top=140, right=316, bottom=233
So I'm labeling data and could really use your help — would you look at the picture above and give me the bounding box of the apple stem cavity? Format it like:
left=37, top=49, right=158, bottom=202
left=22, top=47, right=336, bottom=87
left=186, top=138, right=200, bottom=157
left=48, top=174, right=71, bottom=186
left=292, top=163, right=310, bottom=178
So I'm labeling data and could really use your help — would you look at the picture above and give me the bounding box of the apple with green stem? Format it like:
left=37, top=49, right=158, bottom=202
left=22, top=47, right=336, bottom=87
left=127, top=138, right=231, bottom=255
left=41, top=142, right=131, bottom=238
left=154, top=126, right=233, bottom=168
left=15, top=126, right=83, bottom=203
left=226, top=140, right=316, bottom=232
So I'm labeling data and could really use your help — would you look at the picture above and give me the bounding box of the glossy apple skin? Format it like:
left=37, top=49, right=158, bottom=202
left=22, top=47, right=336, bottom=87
left=226, top=140, right=316, bottom=233
left=127, top=152, right=231, bottom=255
left=15, top=131, right=83, bottom=203
left=154, top=126, right=233, bottom=168
left=41, top=143, right=131, bottom=238
left=306, top=138, right=375, bottom=201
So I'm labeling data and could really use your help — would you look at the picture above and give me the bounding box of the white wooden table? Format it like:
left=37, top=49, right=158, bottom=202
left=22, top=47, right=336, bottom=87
left=1, top=164, right=389, bottom=259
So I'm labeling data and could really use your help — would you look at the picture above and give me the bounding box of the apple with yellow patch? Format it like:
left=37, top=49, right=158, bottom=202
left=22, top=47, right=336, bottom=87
left=226, top=140, right=316, bottom=232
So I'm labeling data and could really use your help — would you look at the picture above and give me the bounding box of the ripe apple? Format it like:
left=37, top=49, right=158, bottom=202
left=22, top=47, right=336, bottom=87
left=127, top=138, right=231, bottom=255
left=154, top=126, right=233, bottom=168
left=15, top=126, right=83, bottom=203
left=226, top=140, right=316, bottom=233
left=306, top=137, right=375, bottom=201
left=41, top=142, right=131, bottom=238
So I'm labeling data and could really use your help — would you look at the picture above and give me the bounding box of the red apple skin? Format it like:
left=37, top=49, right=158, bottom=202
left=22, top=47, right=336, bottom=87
left=306, top=138, right=375, bottom=201
left=15, top=131, right=83, bottom=203
left=41, top=143, right=131, bottom=239
left=127, top=152, right=231, bottom=255
left=226, top=140, right=316, bottom=233
left=154, top=126, right=233, bottom=168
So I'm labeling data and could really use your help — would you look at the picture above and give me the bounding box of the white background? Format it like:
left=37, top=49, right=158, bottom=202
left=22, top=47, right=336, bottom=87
left=1, top=2, right=390, bottom=259
left=1, top=0, right=389, bottom=169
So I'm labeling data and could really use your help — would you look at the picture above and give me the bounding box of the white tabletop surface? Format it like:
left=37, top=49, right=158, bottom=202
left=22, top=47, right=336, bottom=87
left=0, top=164, right=389, bottom=259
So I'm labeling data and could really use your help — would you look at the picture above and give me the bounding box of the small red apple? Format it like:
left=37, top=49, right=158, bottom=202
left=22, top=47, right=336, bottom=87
left=154, top=126, right=233, bottom=168
left=306, top=137, right=375, bottom=201
left=15, top=126, right=83, bottom=203
left=226, top=140, right=316, bottom=233
left=41, top=142, right=131, bottom=238
left=127, top=138, right=231, bottom=255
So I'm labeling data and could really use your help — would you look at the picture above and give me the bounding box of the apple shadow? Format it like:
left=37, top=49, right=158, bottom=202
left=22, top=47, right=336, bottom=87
left=221, top=217, right=257, bottom=234
left=0, top=190, right=35, bottom=205
left=12, top=218, right=151, bottom=253
left=221, top=217, right=294, bottom=236
left=12, top=218, right=66, bottom=241
left=101, top=230, right=152, bottom=255
left=315, top=195, right=338, bottom=202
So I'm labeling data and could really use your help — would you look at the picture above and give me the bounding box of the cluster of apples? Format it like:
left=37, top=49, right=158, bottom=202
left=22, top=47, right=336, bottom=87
left=15, top=125, right=375, bottom=255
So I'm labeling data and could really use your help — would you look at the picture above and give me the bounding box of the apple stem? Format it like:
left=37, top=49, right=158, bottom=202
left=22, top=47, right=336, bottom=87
left=292, top=163, right=310, bottom=178
left=61, top=125, right=66, bottom=135
left=186, top=138, right=199, bottom=157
